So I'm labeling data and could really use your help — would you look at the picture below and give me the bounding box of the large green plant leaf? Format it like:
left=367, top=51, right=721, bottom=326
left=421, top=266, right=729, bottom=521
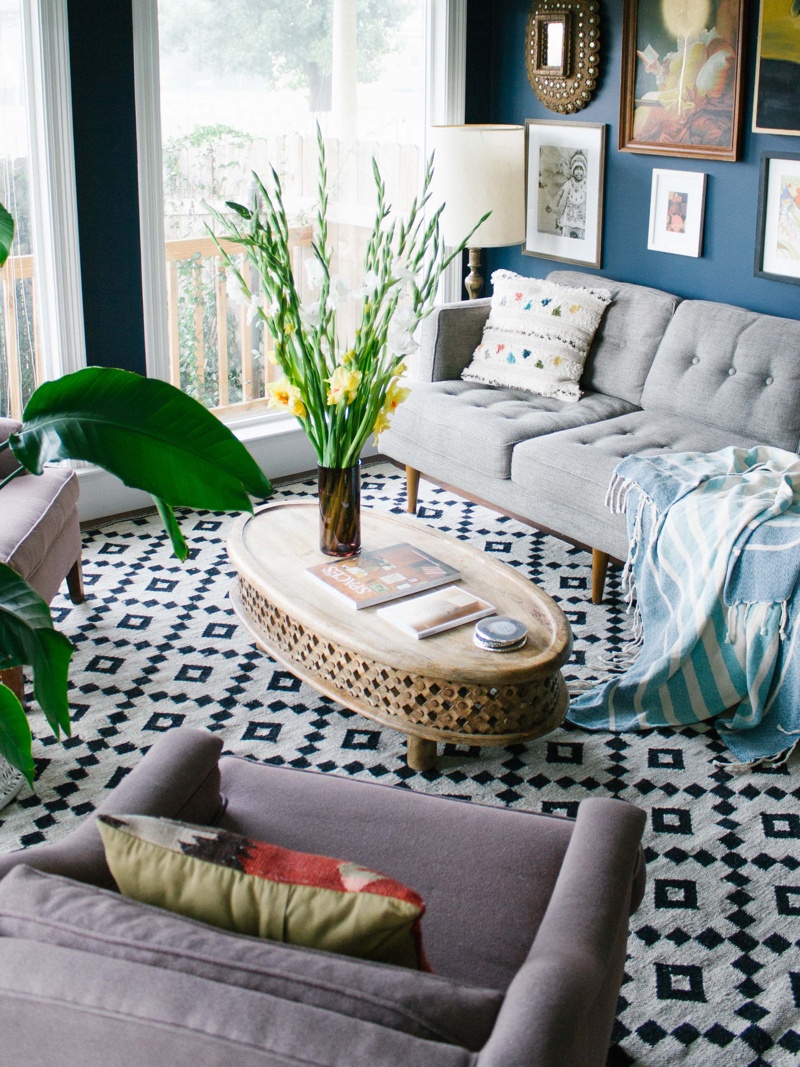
left=0, top=203, right=13, bottom=268
left=0, top=684, right=34, bottom=786
left=10, top=368, right=273, bottom=510
left=0, top=562, right=73, bottom=738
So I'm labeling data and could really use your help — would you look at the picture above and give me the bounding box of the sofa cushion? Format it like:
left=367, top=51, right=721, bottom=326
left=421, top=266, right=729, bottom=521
left=0, top=939, right=474, bottom=1067
left=0, top=866, right=501, bottom=1050
left=641, top=300, right=800, bottom=451
left=384, top=380, right=636, bottom=480
left=462, top=271, right=612, bottom=402
left=547, top=271, right=679, bottom=406
left=97, top=814, right=429, bottom=970
left=510, top=411, right=760, bottom=559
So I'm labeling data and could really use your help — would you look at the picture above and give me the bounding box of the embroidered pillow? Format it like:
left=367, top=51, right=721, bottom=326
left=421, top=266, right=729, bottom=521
left=462, top=270, right=613, bottom=402
left=97, top=814, right=430, bottom=971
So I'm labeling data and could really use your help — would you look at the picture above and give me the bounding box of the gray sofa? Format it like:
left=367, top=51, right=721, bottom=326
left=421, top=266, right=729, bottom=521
left=380, top=272, right=800, bottom=601
left=0, top=727, right=646, bottom=1066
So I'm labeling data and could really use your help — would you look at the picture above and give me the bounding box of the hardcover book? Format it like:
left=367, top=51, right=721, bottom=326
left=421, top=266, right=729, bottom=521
left=377, top=586, right=495, bottom=639
left=305, top=543, right=460, bottom=609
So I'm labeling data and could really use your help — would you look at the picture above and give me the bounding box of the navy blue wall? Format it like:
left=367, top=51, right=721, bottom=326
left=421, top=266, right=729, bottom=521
left=68, top=0, right=146, bottom=373
left=475, top=1, right=800, bottom=320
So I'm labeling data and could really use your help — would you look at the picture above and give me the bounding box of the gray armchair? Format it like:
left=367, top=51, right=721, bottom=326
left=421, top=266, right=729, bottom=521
left=0, top=416, right=83, bottom=701
left=0, top=728, right=646, bottom=1066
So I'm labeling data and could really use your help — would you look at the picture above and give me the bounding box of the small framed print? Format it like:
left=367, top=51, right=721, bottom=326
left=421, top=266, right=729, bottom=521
left=755, top=153, right=800, bottom=286
left=523, top=119, right=606, bottom=269
left=647, top=169, right=706, bottom=258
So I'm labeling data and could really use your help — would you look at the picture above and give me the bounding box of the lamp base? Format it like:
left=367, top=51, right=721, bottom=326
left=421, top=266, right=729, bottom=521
left=465, top=247, right=484, bottom=300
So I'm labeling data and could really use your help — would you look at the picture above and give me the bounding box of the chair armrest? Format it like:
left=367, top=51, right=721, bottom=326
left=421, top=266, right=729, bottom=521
left=477, top=797, right=646, bottom=1067
left=0, top=727, right=224, bottom=888
left=417, top=299, right=491, bottom=382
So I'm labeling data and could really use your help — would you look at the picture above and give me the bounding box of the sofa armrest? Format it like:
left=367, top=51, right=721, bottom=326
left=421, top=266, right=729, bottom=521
left=0, top=727, right=225, bottom=888
left=417, top=299, right=490, bottom=382
left=477, top=798, right=646, bottom=1067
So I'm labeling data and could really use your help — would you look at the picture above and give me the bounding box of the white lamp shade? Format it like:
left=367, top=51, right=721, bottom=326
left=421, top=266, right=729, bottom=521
left=430, top=125, right=525, bottom=249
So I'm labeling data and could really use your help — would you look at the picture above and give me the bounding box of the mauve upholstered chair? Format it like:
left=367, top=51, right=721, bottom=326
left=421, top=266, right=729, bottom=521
left=0, top=727, right=646, bottom=1066
left=0, top=416, right=83, bottom=699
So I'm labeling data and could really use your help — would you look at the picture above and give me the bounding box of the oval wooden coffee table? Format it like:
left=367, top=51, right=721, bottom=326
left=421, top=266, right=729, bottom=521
left=227, top=501, right=572, bottom=771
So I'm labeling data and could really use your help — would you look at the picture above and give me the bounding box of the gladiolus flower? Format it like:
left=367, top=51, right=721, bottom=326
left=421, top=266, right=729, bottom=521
left=267, top=379, right=306, bottom=418
left=384, top=380, right=410, bottom=413
left=327, top=365, right=362, bottom=406
left=372, top=408, right=391, bottom=444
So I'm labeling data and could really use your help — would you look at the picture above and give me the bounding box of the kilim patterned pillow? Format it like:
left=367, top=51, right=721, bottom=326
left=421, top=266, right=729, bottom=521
left=462, top=269, right=613, bottom=402
left=97, top=814, right=430, bottom=971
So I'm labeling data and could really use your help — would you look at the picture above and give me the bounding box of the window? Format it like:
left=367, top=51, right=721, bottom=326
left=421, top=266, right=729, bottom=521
left=135, top=0, right=465, bottom=421
left=0, top=0, right=84, bottom=420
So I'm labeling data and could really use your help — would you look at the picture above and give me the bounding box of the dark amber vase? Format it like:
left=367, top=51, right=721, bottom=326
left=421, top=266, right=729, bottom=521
left=317, top=462, right=361, bottom=557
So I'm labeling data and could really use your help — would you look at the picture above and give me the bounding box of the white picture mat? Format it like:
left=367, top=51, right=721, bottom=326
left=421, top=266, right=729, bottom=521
left=761, top=157, right=800, bottom=281
left=523, top=121, right=605, bottom=268
left=647, top=169, right=706, bottom=258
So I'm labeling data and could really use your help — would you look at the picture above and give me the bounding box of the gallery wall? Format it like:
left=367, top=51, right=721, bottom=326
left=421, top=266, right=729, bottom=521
left=474, top=0, right=800, bottom=320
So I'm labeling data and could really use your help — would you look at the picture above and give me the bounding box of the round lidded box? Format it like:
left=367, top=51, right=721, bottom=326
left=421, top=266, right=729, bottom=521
left=474, top=616, right=528, bottom=652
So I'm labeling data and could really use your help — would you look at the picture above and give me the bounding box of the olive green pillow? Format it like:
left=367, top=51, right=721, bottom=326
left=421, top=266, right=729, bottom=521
left=97, top=814, right=429, bottom=970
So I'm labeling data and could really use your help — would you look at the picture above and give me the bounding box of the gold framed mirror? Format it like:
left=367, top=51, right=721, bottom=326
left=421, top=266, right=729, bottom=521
left=526, top=0, right=601, bottom=114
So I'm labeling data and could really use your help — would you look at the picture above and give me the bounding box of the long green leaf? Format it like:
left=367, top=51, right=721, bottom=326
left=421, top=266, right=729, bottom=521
left=154, top=497, right=189, bottom=562
left=28, top=629, right=73, bottom=739
left=0, top=202, right=13, bottom=268
left=0, top=563, right=74, bottom=737
left=11, top=368, right=273, bottom=511
left=0, top=684, right=34, bottom=786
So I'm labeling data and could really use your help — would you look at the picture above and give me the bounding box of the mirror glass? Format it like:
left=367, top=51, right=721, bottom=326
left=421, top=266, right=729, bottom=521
left=545, top=21, right=564, bottom=68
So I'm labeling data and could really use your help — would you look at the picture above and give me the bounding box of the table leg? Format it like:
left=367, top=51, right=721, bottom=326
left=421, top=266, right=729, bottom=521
left=407, top=735, right=437, bottom=772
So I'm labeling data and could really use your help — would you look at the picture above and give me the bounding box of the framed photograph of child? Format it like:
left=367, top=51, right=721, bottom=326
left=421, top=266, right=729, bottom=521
left=754, top=153, right=800, bottom=286
left=647, top=169, right=707, bottom=257
left=523, top=120, right=606, bottom=269
left=619, top=0, right=745, bottom=161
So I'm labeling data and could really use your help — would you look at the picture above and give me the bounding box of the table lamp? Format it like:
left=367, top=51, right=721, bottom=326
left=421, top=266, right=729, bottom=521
left=430, top=124, right=525, bottom=300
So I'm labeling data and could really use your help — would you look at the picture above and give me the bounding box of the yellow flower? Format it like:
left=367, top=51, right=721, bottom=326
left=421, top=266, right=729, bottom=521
left=384, top=380, right=410, bottom=413
left=267, top=379, right=306, bottom=418
left=391, top=362, right=407, bottom=379
left=342, top=348, right=357, bottom=367
left=326, top=365, right=362, bottom=406
left=372, top=408, right=391, bottom=445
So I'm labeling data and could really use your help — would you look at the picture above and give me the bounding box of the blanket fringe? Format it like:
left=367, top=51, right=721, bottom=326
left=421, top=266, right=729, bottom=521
left=712, top=735, right=800, bottom=774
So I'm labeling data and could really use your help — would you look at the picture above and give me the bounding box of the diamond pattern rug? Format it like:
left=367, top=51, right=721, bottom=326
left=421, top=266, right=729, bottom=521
left=1, top=461, right=798, bottom=1066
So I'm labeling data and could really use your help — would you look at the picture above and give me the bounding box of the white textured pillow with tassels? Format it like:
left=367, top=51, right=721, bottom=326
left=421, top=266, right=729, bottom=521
left=462, top=271, right=613, bottom=402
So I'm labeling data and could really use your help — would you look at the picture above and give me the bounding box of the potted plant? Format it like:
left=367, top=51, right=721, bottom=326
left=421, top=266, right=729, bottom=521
left=210, top=127, right=486, bottom=556
left=0, top=202, right=273, bottom=788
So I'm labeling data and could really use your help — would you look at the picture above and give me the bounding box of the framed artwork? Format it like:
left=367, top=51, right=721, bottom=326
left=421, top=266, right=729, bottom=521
left=647, top=169, right=707, bottom=257
left=619, top=0, right=745, bottom=161
left=523, top=119, right=606, bottom=269
left=753, top=0, right=800, bottom=135
left=754, top=153, right=800, bottom=286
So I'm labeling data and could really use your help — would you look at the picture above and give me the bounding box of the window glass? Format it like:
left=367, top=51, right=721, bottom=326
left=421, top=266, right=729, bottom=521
left=0, top=0, right=39, bottom=419
left=157, top=0, right=426, bottom=415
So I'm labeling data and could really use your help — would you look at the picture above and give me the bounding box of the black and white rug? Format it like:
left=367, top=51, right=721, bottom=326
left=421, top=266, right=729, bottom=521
left=1, top=461, right=798, bottom=1067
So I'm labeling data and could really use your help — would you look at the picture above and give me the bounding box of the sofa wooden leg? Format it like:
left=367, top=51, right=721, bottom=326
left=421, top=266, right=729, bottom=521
left=66, top=558, right=85, bottom=604
left=592, top=549, right=609, bottom=605
left=406, top=466, right=420, bottom=514
left=0, top=666, right=24, bottom=702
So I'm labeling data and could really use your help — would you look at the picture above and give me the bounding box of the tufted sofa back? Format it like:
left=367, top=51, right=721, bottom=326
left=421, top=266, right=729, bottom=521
left=641, top=300, right=800, bottom=452
left=548, top=271, right=680, bottom=406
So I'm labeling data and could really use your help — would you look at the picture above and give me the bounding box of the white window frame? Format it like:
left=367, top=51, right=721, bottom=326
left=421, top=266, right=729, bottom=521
left=132, top=0, right=466, bottom=405
left=19, top=0, right=85, bottom=381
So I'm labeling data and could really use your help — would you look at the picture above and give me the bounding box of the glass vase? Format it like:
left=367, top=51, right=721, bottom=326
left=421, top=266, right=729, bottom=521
left=317, top=462, right=361, bottom=557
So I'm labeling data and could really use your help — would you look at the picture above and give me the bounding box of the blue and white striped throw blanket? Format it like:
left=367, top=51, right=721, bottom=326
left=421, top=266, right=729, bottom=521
left=568, top=446, right=800, bottom=766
